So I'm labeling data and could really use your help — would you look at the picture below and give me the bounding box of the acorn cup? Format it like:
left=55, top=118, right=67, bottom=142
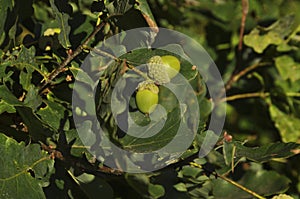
left=147, top=56, right=170, bottom=85
left=147, top=55, right=181, bottom=85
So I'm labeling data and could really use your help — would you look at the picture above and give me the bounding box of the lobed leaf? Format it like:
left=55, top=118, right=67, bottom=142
left=49, top=0, right=71, bottom=49
left=0, top=134, right=54, bottom=199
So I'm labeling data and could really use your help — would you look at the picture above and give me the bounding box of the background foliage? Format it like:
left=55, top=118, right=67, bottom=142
left=0, top=0, right=300, bottom=198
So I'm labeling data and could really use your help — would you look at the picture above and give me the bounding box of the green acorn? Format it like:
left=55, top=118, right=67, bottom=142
left=147, top=56, right=170, bottom=84
left=136, top=81, right=159, bottom=114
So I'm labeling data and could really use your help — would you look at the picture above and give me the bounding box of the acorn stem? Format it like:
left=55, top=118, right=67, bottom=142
left=126, top=63, right=151, bottom=81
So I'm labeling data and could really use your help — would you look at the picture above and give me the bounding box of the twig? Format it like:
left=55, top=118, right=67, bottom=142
left=238, top=0, right=249, bottom=51
left=190, top=162, right=266, bottom=199
left=220, top=92, right=300, bottom=103
left=225, top=62, right=270, bottom=91
left=40, top=143, right=123, bottom=176
left=126, top=63, right=151, bottom=80
left=217, top=174, right=266, bottom=199
left=223, top=0, right=249, bottom=98
left=221, top=92, right=269, bottom=103
left=38, top=20, right=107, bottom=94
left=87, top=46, right=119, bottom=61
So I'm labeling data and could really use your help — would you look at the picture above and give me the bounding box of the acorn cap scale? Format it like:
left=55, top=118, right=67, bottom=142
left=147, top=56, right=170, bottom=84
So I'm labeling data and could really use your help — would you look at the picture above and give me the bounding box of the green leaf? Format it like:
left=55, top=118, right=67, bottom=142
left=174, top=182, right=187, bottom=192
left=50, top=0, right=71, bottom=48
left=37, top=100, right=68, bottom=131
left=72, top=15, right=94, bottom=42
left=217, top=3, right=239, bottom=21
left=244, top=28, right=283, bottom=53
left=0, top=85, right=23, bottom=106
left=1, top=46, right=45, bottom=88
left=180, top=165, right=203, bottom=179
left=196, top=130, right=221, bottom=157
left=17, top=46, right=36, bottom=91
left=223, top=141, right=235, bottom=166
left=275, top=55, right=300, bottom=82
left=244, top=15, right=296, bottom=53
left=0, top=100, right=16, bottom=114
left=65, top=129, right=92, bottom=159
left=0, top=134, right=54, bottom=199
left=126, top=173, right=165, bottom=199
left=74, top=173, right=114, bottom=199
left=106, top=0, right=134, bottom=15
left=148, top=184, right=165, bottom=198
left=261, top=14, right=295, bottom=39
left=16, top=45, right=36, bottom=70
left=120, top=107, right=181, bottom=152
left=17, top=107, right=54, bottom=141
left=8, top=20, right=17, bottom=43
left=272, top=194, right=294, bottom=199
left=23, top=85, right=42, bottom=109
left=33, top=1, right=50, bottom=22
left=213, top=170, right=291, bottom=199
left=234, top=141, right=300, bottom=162
left=0, top=0, right=13, bottom=45
left=269, top=104, right=300, bottom=142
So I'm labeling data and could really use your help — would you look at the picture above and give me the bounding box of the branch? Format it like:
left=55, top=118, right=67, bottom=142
left=40, top=143, right=123, bottom=176
left=126, top=63, right=151, bottom=80
left=38, top=20, right=107, bottom=94
left=238, top=0, right=249, bottom=51
left=225, top=62, right=270, bottom=91
left=221, top=92, right=300, bottom=103
left=221, top=92, right=269, bottom=103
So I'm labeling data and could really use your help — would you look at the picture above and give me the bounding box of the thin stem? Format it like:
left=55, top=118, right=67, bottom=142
left=221, top=92, right=269, bottom=102
left=225, top=62, right=271, bottom=91
left=40, top=143, right=123, bottom=176
left=126, top=63, right=151, bottom=80
left=190, top=162, right=266, bottom=199
left=221, top=92, right=300, bottom=102
left=87, top=46, right=119, bottom=61
left=238, top=0, right=249, bottom=51
left=217, top=175, right=266, bottom=199
left=287, top=92, right=300, bottom=97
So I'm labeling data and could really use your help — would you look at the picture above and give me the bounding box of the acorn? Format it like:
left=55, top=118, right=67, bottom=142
left=136, top=81, right=159, bottom=114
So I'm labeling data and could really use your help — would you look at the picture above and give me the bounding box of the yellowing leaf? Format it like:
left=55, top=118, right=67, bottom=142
left=43, top=28, right=61, bottom=36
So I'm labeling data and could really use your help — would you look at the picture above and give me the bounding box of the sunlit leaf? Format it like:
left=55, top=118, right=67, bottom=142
left=0, top=134, right=54, bottom=199
left=50, top=0, right=71, bottom=48
left=244, top=15, right=296, bottom=53
left=275, top=55, right=300, bottom=82
left=0, top=100, right=16, bottom=114
left=244, top=28, right=283, bottom=53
